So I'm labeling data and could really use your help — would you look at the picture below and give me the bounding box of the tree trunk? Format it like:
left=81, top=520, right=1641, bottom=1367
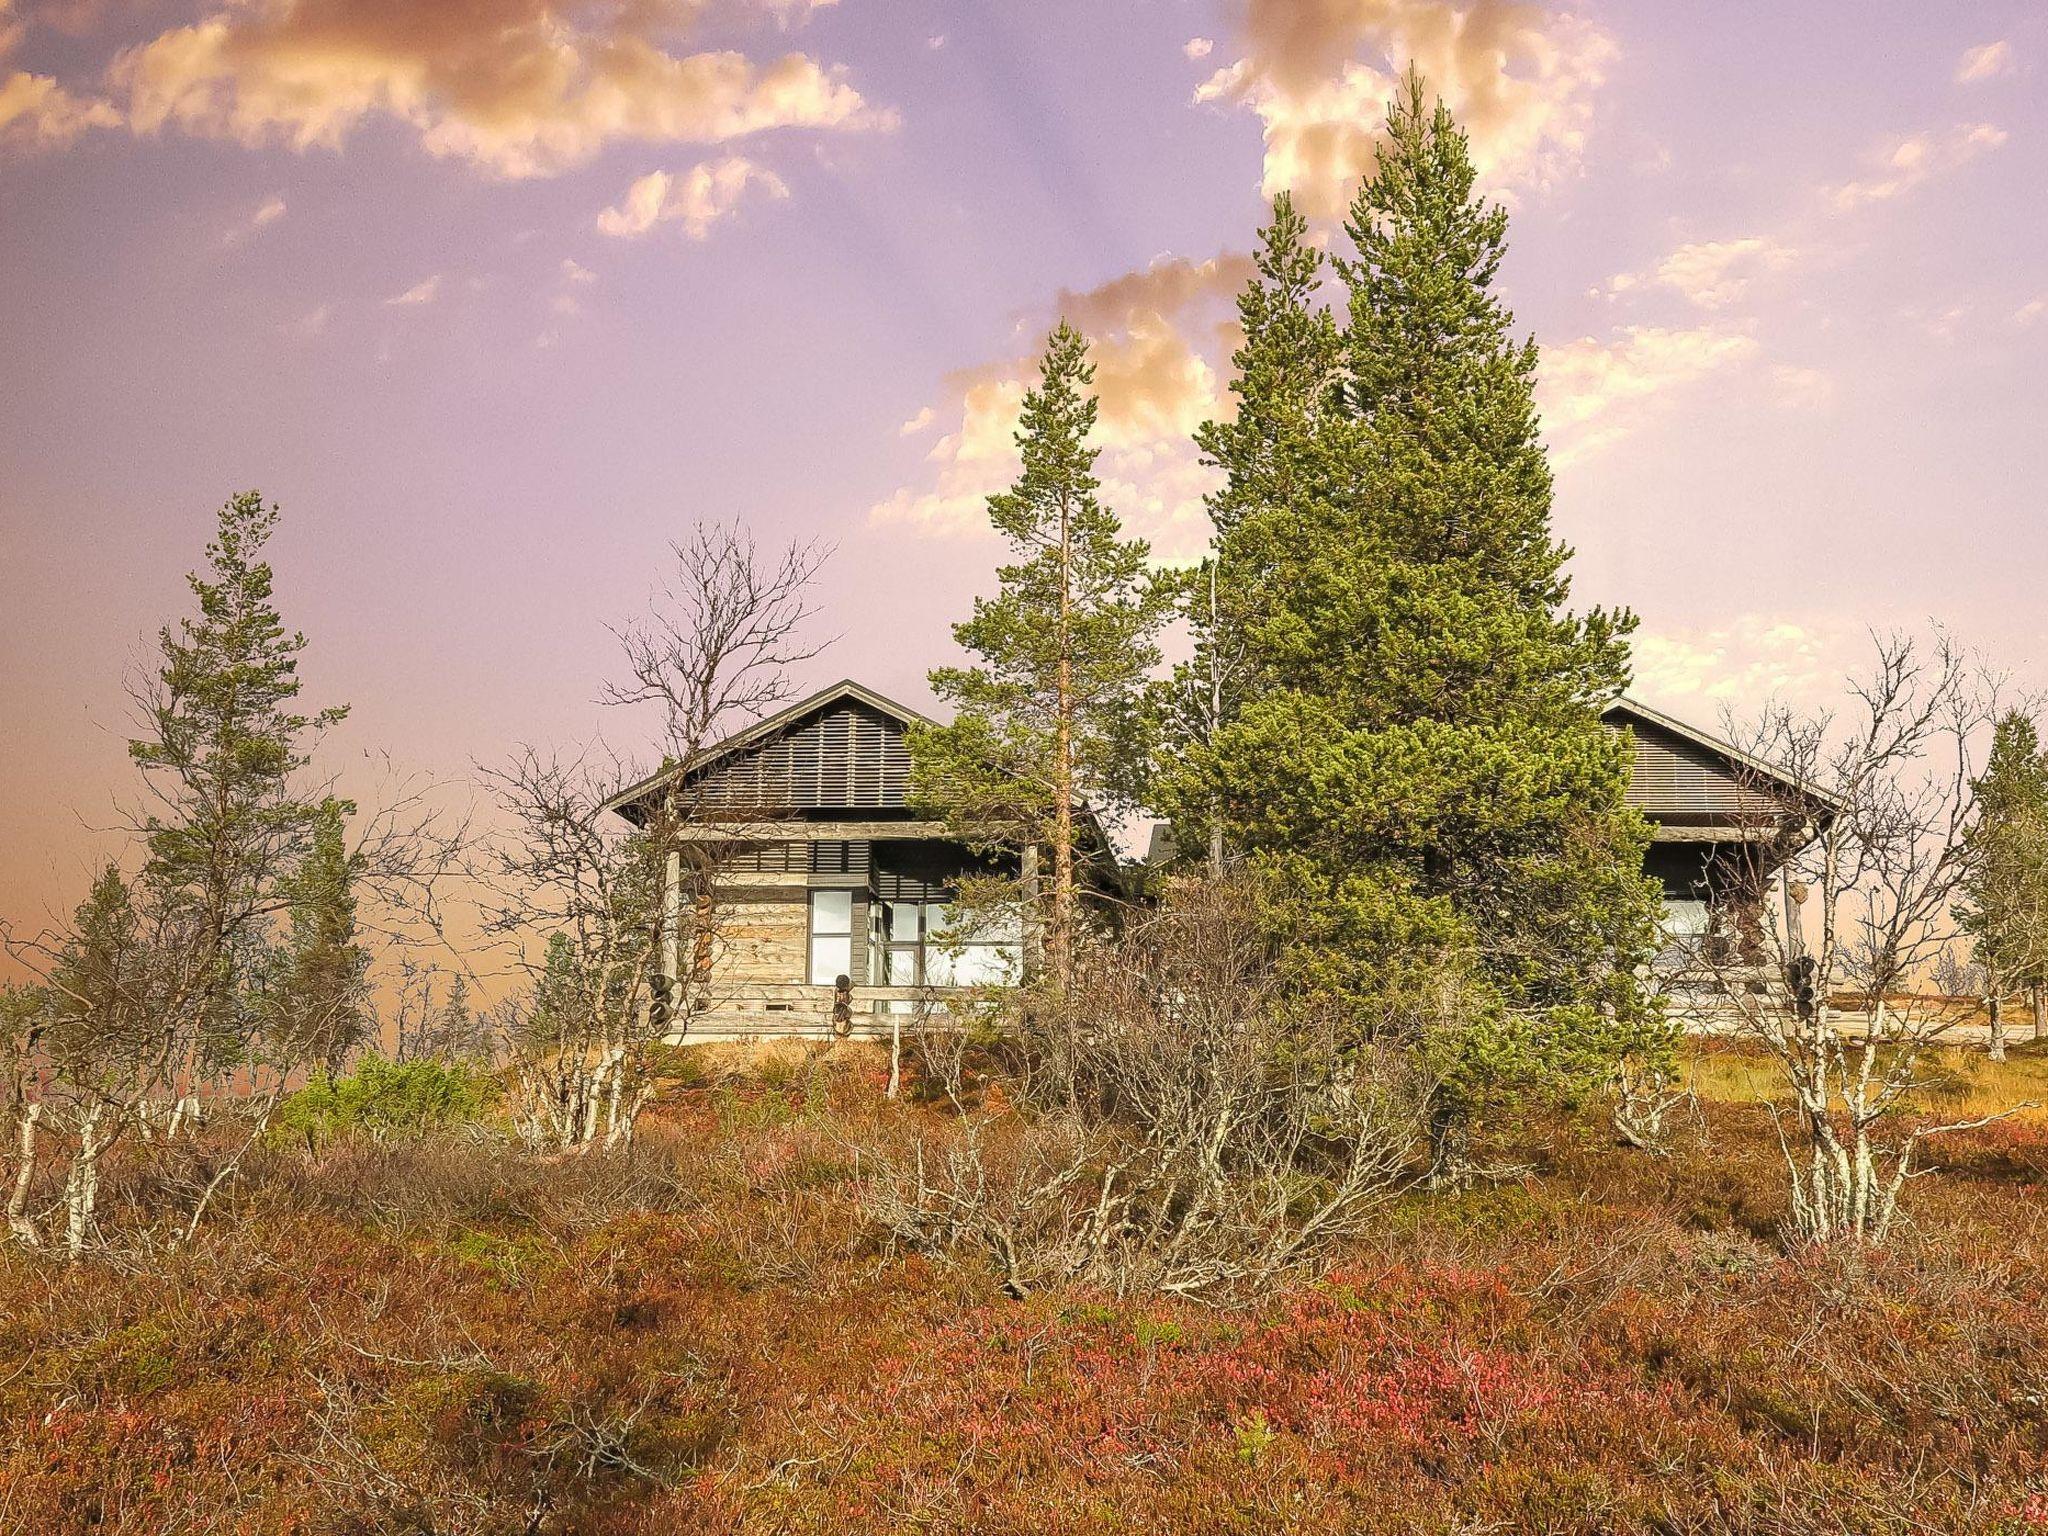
left=1989, top=992, right=2006, bottom=1062
left=1050, top=491, right=1075, bottom=991
left=7, top=1102, right=42, bottom=1248
left=64, top=1101, right=107, bottom=1260
left=1424, top=1098, right=1472, bottom=1189
left=1019, top=843, right=1043, bottom=979
left=2034, top=985, right=2044, bottom=1043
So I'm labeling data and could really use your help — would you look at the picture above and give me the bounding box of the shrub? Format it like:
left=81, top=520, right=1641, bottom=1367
left=276, top=1057, right=498, bottom=1149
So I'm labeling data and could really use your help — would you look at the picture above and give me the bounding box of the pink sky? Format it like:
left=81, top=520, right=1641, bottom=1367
left=3, top=0, right=2045, bottom=943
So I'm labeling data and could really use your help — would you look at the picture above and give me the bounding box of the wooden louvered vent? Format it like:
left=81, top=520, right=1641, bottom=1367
left=696, top=702, right=912, bottom=810
left=1620, top=721, right=1763, bottom=817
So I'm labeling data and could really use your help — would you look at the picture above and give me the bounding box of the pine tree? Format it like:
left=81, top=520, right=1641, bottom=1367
left=129, top=492, right=347, bottom=1003
left=911, top=323, right=1174, bottom=985
left=1150, top=195, right=1348, bottom=869
left=1199, top=74, right=1665, bottom=1168
left=271, top=797, right=368, bottom=1078
left=1959, top=711, right=2048, bottom=1052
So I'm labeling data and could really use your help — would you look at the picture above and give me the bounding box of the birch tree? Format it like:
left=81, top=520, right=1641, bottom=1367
left=1690, top=632, right=2025, bottom=1244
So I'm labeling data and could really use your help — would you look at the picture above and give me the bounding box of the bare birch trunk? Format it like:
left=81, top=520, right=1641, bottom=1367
left=64, top=1101, right=108, bottom=1260
left=7, top=1102, right=42, bottom=1248
left=1989, top=992, right=2007, bottom=1062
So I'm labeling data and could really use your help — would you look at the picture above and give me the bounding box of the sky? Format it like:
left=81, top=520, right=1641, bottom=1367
left=2, top=0, right=2046, bottom=942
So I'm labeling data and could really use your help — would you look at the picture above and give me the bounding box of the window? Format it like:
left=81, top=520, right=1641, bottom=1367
left=808, top=889, right=854, bottom=986
left=1661, top=897, right=1711, bottom=939
left=872, top=899, right=1023, bottom=988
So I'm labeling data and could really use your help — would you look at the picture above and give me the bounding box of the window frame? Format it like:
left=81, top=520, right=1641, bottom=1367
left=806, top=888, right=856, bottom=986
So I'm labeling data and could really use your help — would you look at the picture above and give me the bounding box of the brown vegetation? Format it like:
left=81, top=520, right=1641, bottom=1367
left=2, top=1042, right=2045, bottom=1535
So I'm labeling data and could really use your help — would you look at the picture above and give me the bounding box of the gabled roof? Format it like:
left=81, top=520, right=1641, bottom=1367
left=601, top=678, right=932, bottom=821
left=1604, top=695, right=1845, bottom=816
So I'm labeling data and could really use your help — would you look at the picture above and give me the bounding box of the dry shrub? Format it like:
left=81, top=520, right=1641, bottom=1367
left=861, top=877, right=1429, bottom=1298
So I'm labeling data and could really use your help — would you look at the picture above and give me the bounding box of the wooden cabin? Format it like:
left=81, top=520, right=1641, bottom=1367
left=1605, top=696, right=1830, bottom=956
left=607, top=679, right=1823, bottom=1039
left=603, top=680, right=1042, bottom=1039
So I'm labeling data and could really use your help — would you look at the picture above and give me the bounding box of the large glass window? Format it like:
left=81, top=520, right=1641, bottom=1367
left=808, top=889, right=854, bottom=985
left=873, top=899, right=1022, bottom=988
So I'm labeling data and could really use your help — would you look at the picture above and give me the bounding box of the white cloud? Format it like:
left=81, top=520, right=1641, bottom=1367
left=1632, top=616, right=1864, bottom=714
left=2013, top=298, right=2046, bottom=328
left=223, top=193, right=287, bottom=245
left=597, top=156, right=787, bottom=238
left=1540, top=323, right=1759, bottom=465
left=1828, top=122, right=2005, bottom=211
left=560, top=256, right=595, bottom=284
left=1955, top=41, right=2014, bottom=84
left=384, top=274, right=441, bottom=306
left=1769, top=364, right=1833, bottom=411
left=1184, top=37, right=1214, bottom=60
left=0, top=56, right=119, bottom=148
left=1194, top=0, right=1617, bottom=219
left=872, top=252, right=1250, bottom=555
left=1606, top=235, right=1796, bottom=310
left=286, top=302, right=331, bottom=337
left=107, top=0, right=885, bottom=180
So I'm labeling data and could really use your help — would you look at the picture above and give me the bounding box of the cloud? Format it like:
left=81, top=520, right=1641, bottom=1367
left=285, top=301, right=331, bottom=336
left=2015, top=298, right=2046, bottom=329
left=223, top=192, right=287, bottom=244
left=107, top=0, right=885, bottom=179
left=1828, top=122, right=2005, bottom=211
left=0, top=66, right=119, bottom=145
left=1540, top=323, right=1759, bottom=465
left=1769, top=364, right=1832, bottom=411
left=384, top=273, right=440, bottom=306
left=871, top=253, right=1250, bottom=553
left=560, top=256, right=595, bottom=284
left=0, top=10, right=120, bottom=148
left=1194, top=0, right=1616, bottom=219
left=1632, top=616, right=1865, bottom=714
left=1955, top=41, right=2014, bottom=84
left=1184, top=37, right=1213, bottom=60
left=596, top=155, right=786, bottom=238
left=1605, top=235, right=1795, bottom=310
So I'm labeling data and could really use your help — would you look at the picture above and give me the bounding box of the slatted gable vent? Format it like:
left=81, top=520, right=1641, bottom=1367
left=692, top=701, right=913, bottom=810
left=1619, top=719, right=1765, bottom=817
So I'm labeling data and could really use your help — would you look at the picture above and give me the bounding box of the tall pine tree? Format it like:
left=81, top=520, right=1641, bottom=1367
left=911, top=323, right=1173, bottom=984
left=1959, top=710, right=2048, bottom=1049
left=1198, top=74, right=1664, bottom=1167
left=1150, top=194, right=1348, bottom=870
left=130, top=492, right=348, bottom=1004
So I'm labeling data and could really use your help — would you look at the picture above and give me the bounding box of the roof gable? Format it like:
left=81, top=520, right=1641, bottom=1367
left=606, top=680, right=931, bottom=823
left=1604, top=696, right=1835, bottom=821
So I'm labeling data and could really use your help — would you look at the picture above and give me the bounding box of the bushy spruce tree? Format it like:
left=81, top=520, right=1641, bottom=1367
left=1959, top=711, right=2048, bottom=1045
left=1149, top=194, right=1348, bottom=869
left=1194, top=74, right=1665, bottom=1170
left=911, top=323, right=1173, bottom=984
left=271, top=797, right=369, bottom=1078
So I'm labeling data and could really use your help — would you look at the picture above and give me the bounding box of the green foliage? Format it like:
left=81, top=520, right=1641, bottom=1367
left=911, top=322, right=1174, bottom=977
left=120, top=491, right=349, bottom=1066
left=913, top=323, right=1172, bottom=836
left=129, top=492, right=346, bottom=933
left=267, top=796, right=369, bottom=1074
left=275, top=1056, right=497, bottom=1147
left=1958, top=710, right=2048, bottom=996
left=1149, top=194, right=1352, bottom=862
left=1188, top=76, right=1664, bottom=1138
